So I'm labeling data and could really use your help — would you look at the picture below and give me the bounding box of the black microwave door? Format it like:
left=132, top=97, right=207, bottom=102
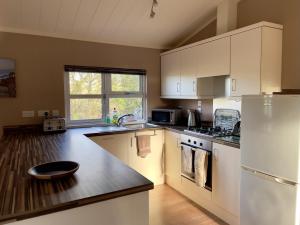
left=152, top=111, right=171, bottom=123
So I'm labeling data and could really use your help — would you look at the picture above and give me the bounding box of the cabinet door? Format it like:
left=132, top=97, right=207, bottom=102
left=230, top=28, right=262, bottom=96
left=89, top=134, right=130, bottom=165
left=129, top=130, right=164, bottom=185
left=180, top=47, right=198, bottom=96
left=165, top=130, right=181, bottom=190
left=161, top=52, right=181, bottom=97
left=198, top=37, right=230, bottom=77
left=212, top=143, right=240, bottom=217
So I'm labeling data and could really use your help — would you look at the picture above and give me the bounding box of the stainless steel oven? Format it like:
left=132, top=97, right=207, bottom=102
left=151, top=109, right=181, bottom=125
left=180, top=134, right=212, bottom=191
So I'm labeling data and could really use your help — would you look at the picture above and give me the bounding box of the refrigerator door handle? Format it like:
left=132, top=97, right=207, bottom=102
left=241, top=166, right=297, bottom=186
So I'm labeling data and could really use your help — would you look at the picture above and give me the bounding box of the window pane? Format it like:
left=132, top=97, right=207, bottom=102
left=70, top=99, right=102, bottom=120
left=109, top=98, right=143, bottom=119
left=111, top=74, right=140, bottom=92
left=69, top=72, right=102, bottom=95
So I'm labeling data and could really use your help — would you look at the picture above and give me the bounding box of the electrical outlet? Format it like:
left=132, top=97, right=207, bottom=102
left=22, top=111, right=35, bottom=118
left=38, top=110, right=50, bottom=117
left=52, top=110, right=60, bottom=117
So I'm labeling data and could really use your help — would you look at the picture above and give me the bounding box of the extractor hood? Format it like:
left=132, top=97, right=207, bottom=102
left=196, top=75, right=228, bottom=99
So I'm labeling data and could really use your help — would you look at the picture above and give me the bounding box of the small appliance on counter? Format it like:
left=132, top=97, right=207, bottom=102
left=187, top=109, right=196, bottom=127
left=151, top=108, right=182, bottom=125
left=43, top=112, right=66, bottom=132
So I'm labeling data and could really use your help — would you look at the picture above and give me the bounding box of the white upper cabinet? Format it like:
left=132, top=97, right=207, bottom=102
left=161, top=51, right=181, bottom=97
left=198, top=37, right=230, bottom=77
left=230, top=28, right=262, bottom=96
left=180, top=47, right=199, bottom=96
left=161, top=37, right=230, bottom=99
left=229, top=27, right=282, bottom=96
left=161, top=22, right=283, bottom=99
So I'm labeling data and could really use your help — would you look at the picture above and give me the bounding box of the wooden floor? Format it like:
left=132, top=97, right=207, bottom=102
left=149, top=185, right=226, bottom=225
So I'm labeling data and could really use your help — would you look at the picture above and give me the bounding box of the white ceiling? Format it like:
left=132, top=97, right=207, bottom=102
left=0, top=0, right=222, bottom=49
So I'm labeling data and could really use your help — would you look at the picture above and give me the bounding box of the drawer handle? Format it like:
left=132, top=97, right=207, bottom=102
left=232, top=79, right=236, bottom=92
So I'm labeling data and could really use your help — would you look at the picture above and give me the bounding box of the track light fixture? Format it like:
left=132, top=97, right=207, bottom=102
left=150, top=0, right=158, bottom=18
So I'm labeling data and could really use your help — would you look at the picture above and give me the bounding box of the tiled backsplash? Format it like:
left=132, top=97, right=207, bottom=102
left=165, top=97, right=241, bottom=127
left=170, top=99, right=214, bottom=122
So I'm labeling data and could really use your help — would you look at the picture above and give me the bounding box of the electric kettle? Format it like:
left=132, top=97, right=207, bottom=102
left=187, top=110, right=196, bottom=127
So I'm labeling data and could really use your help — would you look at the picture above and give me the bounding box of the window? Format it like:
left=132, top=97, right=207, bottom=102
left=64, top=68, right=146, bottom=125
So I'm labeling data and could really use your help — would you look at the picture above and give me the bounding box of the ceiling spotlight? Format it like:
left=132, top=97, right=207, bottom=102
left=150, top=0, right=158, bottom=18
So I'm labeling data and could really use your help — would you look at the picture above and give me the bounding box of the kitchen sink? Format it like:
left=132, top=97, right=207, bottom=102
left=93, top=126, right=130, bottom=132
left=123, top=123, right=159, bottom=129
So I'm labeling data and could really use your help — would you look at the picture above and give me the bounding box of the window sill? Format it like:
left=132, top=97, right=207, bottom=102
left=67, top=122, right=114, bottom=129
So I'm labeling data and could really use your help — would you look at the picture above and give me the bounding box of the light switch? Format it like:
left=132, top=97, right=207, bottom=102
left=38, top=110, right=50, bottom=117
left=22, top=111, right=35, bottom=118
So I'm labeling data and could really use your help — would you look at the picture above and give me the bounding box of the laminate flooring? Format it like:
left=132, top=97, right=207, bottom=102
left=149, top=185, right=227, bottom=225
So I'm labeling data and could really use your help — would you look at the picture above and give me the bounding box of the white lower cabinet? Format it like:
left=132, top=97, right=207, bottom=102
left=128, top=130, right=165, bottom=185
left=212, top=143, right=241, bottom=218
left=164, top=130, right=182, bottom=190
left=90, top=130, right=241, bottom=224
left=89, top=130, right=164, bottom=185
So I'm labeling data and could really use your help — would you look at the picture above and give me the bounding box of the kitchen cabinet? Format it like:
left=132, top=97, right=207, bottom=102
left=229, top=27, right=282, bottom=96
left=161, top=52, right=181, bottom=97
left=180, top=47, right=198, bottom=96
left=212, top=143, right=240, bottom=217
left=89, top=134, right=130, bottom=165
left=161, top=37, right=230, bottom=99
left=198, top=37, right=230, bottom=77
left=161, top=22, right=282, bottom=99
left=90, top=130, right=165, bottom=185
left=164, top=130, right=181, bottom=191
left=128, top=130, right=164, bottom=185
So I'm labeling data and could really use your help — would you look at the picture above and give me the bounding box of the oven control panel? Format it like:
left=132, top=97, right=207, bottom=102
left=181, top=134, right=212, bottom=151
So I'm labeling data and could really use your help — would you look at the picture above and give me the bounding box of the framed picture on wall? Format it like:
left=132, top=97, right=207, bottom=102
left=0, top=58, right=16, bottom=97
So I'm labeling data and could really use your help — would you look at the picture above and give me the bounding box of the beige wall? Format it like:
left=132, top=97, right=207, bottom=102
left=180, top=20, right=217, bottom=46
left=0, top=32, right=166, bottom=130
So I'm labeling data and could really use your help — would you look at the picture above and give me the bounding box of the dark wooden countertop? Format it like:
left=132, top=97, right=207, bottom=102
left=0, top=128, right=153, bottom=223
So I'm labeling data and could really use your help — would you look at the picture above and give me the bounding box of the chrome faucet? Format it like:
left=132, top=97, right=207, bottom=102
left=117, top=114, right=134, bottom=126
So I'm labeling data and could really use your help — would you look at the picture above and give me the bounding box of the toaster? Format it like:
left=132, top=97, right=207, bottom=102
left=43, top=117, right=66, bottom=132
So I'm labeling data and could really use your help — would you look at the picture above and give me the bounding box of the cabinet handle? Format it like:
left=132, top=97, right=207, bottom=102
left=176, top=138, right=180, bottom=148
left=177, top=82, right=180, bottom=92
left=193, top=80, right=195, bottom=92
left=130, top=137, right=133, bottom=148
left=231, top=79, right=236, bottom=92
left=213, top=148, right=218, bottom=160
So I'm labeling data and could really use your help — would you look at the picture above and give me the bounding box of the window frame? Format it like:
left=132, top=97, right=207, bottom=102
left=64, top=71, right=147, bottom=126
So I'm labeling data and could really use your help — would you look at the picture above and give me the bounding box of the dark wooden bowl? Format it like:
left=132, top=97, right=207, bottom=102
left=28, top=161, right=79, bottom=180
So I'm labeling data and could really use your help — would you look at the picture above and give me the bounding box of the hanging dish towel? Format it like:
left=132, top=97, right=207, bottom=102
left=136, top=135, right=151, bottom=158
left=194, top=150, right=208, bottom=188
left=181, top=145, right=193, bottom=176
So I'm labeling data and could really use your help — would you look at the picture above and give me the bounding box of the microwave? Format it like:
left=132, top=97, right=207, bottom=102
left=151, top=109, right=181, bottom=125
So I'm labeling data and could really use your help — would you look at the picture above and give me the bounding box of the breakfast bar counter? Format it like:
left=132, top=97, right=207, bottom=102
left=0, top=127, right=153, bottom=224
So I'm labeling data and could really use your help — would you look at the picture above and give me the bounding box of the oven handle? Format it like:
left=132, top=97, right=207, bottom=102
left=180, top=142, right=211, bottom=154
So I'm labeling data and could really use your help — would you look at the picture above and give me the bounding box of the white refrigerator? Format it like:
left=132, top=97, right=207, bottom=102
left=241, top=95, right=300, bottom=225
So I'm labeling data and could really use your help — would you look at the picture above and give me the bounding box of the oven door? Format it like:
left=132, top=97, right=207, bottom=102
left=181, top=144, right=195, bottom=181
left=181, top=143, right=212, bottom=190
